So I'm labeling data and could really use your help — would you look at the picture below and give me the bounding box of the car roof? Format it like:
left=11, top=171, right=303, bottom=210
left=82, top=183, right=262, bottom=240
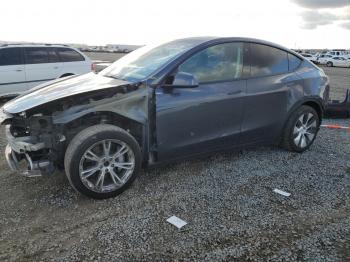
left=173, top=36, right=287, bottom=48
left=0, top=44, right=73, bottom=48
left=172, top=36, right=303, bottom=58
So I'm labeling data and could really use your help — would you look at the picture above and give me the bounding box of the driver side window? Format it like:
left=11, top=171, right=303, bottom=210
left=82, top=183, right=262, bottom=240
left=178, top=42, right=244, bottom=84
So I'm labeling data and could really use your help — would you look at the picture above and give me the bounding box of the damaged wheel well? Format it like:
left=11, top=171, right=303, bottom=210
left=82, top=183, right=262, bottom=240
left=63, top=111, right=144, bottom=148
left=303, top=101, right=322, bottom=120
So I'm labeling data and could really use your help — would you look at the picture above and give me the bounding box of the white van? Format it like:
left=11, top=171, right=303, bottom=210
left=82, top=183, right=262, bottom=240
left=0, top=44, right=92, bottom=97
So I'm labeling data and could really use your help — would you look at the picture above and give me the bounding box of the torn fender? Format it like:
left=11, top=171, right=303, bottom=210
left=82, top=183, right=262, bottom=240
left=52, top=87, right=149, bottom=125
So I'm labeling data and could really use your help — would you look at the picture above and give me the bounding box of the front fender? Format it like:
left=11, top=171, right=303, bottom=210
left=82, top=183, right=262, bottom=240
left=52, top=87, right=149, bottom=125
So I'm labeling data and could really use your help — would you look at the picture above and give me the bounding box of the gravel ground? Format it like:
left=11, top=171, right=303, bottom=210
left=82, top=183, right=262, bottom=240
left=0, top=60, right=349, bottom=261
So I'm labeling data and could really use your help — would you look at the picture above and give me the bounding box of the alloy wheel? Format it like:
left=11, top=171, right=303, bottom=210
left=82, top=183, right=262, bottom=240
left=293, top=112, right=317, bottom=148
left=78, top=139, right=135, bottom=193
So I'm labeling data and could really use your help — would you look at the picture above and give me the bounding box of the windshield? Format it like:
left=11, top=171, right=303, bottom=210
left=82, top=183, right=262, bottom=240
left=99, top=39, right=201, bottom=82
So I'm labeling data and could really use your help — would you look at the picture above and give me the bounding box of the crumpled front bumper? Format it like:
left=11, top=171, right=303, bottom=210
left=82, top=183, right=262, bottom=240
left=5, top=145, right=43, bottom=177
left=5, top=125, right=46, bottom=152
left=5, top=125, right=55, bottom=176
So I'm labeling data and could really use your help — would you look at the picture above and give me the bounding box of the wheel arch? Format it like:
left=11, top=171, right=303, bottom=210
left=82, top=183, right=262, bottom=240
left=287, top=97, right=324, bottom=122
left=278, top=97, right=324, bottom=144
left=302, top=100, right=323, bottom=121
left=60, top=73, right=75, bottom=78
left=62, top=111, right=148, bottom=163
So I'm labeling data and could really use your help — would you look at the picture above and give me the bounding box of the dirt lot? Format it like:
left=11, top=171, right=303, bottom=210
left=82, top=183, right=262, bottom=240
left=0, top=56, right=349, bottom=261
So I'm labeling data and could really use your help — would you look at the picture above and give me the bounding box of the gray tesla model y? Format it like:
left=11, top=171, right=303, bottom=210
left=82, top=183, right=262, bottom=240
left=1, top=37, right=329, bottom=198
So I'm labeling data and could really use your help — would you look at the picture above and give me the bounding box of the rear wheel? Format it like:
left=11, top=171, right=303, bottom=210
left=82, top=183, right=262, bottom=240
left=281, top=105, right=320, bottom=152
left=64, top=124, right=141, bottom=199
left=326, top=61, right=333, bottom=67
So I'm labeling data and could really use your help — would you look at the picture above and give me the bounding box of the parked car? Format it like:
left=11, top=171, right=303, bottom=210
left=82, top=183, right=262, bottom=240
left=0, top=44, right=92, bottom=97
left=317, top=54, right=334, bottom=65
left=301, top=53, right=318, bottom=64
left=325, top=56, right=350, bottom=68
left=1, top=37, right=329, bottom=199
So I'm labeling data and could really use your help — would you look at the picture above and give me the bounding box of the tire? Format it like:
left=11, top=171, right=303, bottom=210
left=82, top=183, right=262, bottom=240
left=281, top=105, right=320, bottom=153
left=64, top=124, right=141, bottom=199
left=326, top=62, right=333, bottom=67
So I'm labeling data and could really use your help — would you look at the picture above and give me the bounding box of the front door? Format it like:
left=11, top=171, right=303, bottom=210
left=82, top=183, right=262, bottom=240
left=155, top=42, right=247, bottom=161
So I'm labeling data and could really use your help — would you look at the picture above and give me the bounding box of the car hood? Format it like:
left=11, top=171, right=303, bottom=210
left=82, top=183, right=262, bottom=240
left=3, top=73, right=130, bottom=114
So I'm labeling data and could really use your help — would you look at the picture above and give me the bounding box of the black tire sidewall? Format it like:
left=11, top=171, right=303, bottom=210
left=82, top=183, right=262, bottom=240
left=68, top=129, right=141, bottom=199
left=285, top=106, right=320, bottom=153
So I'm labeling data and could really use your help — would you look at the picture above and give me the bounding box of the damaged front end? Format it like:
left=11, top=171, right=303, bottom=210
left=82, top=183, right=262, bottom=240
left=1, top=73, right=150, bottom=177
left=2, top=111, right=64, bottom=176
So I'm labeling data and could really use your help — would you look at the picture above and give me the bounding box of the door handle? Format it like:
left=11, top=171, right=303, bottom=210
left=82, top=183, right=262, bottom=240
left=15, top=69, right=23, bottom=72
left=54, top=66, right=59, bottom=69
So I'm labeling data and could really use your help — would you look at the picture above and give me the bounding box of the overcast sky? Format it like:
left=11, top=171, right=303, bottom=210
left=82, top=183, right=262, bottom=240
left=1, top=0, right=350, bottom=48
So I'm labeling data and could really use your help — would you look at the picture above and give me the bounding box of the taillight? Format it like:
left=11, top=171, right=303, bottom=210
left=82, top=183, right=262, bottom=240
left=91, top=63, right=96, bottom=72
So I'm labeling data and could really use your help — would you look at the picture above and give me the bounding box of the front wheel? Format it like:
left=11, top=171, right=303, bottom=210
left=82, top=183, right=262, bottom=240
left=281, top=105, right=320, bottom=152
left=326, top=62, right=333, bottom=67
left=64, top=124, right=141, bottom=199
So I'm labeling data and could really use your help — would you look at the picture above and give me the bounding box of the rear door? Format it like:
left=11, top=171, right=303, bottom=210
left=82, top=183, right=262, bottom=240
left=56, top=47, right=89, bottom=75
left=0, top=47, right=26, bottom=96
left=24, top=47, right=62, bottom=89
left=240, top=43, right=302, bottom=144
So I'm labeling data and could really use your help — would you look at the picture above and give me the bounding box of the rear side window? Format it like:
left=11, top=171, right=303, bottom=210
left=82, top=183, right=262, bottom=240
left=288, top=53, right=302, bottom=71
left=48, top=48, right=60, bottom=63
left=25, top=47, right=49, bottom=64
left=57, top=48, right=85, bottom=62
left=249, top=44, right=288, bottom=77
left=178, top=42, right=244, bottom=83
left=0, top=48, right=22, bottom=66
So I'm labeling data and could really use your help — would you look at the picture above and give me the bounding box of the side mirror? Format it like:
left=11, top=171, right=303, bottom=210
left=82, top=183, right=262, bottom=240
left=170, top=72, right=199, bottom=88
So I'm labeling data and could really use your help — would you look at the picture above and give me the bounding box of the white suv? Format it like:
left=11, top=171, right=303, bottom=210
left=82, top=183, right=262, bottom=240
left=0, top=44, right=92, bottom=97
left=317, top=54, right=334, bottom=65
